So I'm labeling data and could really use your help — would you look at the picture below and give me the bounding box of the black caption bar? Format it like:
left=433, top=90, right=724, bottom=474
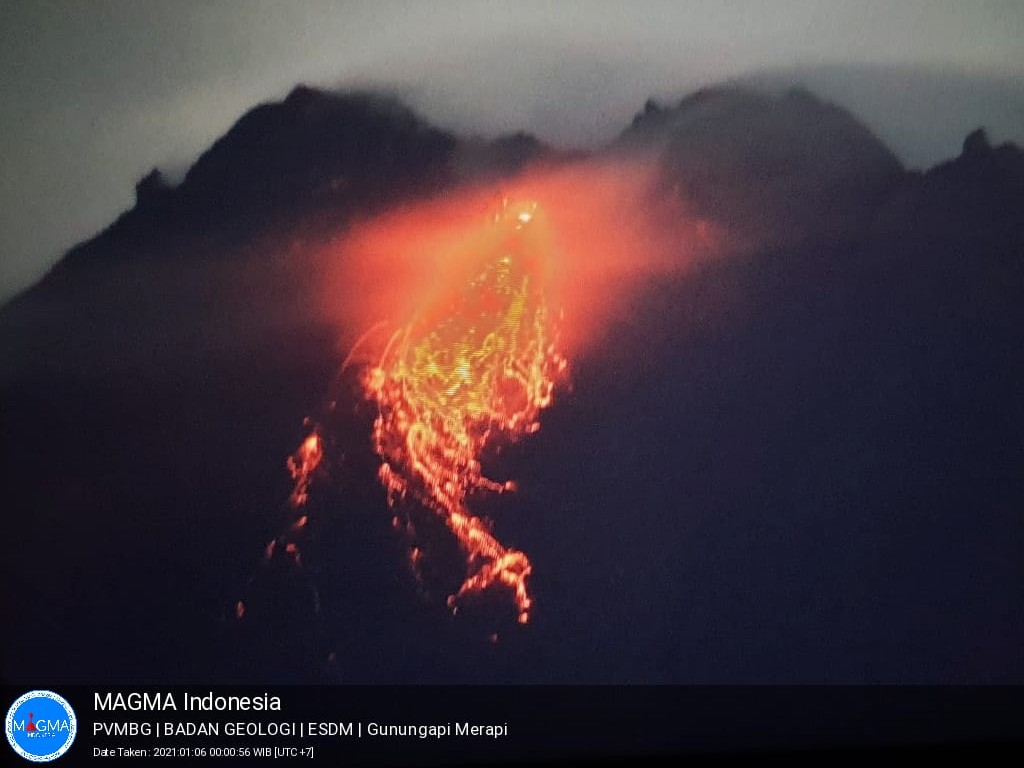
left=2, top=686, right=1023, bottom=765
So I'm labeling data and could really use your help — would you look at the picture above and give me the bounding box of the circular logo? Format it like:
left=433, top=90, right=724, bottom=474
left=5, top=691, right=76, bottom=763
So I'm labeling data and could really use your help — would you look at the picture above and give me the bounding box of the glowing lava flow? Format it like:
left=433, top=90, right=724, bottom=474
left=287, top=430, right=324, bottom=510
left=235, top=427, right=322, bottom=622
left=363, top=199, right=565, bottom=624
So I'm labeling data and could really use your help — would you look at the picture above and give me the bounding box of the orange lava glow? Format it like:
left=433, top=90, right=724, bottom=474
left=256, top=428, right=322, bottom=571
left=286, top=431, right=323, bottom=509
left=323, top=160, right=719, bottom=363
left=364, top=199, right=565, bottom=622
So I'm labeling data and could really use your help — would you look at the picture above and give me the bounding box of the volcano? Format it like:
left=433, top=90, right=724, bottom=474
left=2, top=85, right=1023, bottom=684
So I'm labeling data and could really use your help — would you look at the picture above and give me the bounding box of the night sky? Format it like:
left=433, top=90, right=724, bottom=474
left=2, top=0, right=1023, bottom=304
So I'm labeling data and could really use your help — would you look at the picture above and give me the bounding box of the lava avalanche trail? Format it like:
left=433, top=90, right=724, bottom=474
left=249, top=197, right=567, bottom=629
left=246, top=161, right=700, bottom=632
left=362, top=199, right=565, bottom=623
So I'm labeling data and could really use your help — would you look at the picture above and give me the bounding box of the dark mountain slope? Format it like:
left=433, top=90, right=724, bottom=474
left=509, top=126, right=1024, bottom=683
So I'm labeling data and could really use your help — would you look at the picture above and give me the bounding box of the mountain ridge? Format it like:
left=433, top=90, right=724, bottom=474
left=12, top=81, right=1021, bottom=309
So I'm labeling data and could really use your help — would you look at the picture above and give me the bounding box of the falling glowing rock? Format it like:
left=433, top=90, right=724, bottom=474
left=286, top=431, right=324, bottom=508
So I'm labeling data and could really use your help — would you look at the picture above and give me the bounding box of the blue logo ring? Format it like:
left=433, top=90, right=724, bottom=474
left=5, top=690, right=77, bottom=763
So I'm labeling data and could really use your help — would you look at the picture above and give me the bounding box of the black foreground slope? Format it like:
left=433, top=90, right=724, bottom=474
left=2, top=86, right=1023, bottom=683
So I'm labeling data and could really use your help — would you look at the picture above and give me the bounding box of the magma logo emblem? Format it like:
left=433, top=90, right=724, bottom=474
left=5, top=691, right=76, bottom=762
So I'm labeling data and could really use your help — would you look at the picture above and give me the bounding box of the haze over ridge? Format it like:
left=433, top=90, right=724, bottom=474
left=2, top=0, right=1022, bottom=304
